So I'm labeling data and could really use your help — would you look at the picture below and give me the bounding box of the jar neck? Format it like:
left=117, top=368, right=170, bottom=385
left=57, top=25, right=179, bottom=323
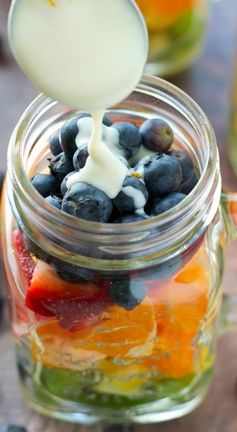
left=8, top=76, right=221, bottom=270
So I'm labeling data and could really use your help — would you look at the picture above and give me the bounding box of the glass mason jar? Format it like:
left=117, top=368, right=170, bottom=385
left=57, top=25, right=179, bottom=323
left=2, top=76, right=237, bottom=425
left=228, top=51, right=237, bottom=176
left=136, top=0, right=208, bottom=76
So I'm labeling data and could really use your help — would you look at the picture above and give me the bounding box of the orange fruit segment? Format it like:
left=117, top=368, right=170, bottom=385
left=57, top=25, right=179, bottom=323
left=151, top=249, right=209, bottom=334
left=168, top=277, right=208, bottom=334
left=31, top=320, right=106, bottom=370
left=31, top=299, right=155, bottom=369
left=31, top=249, right=211, bottom=379
left=73, top=299, right=156, bottom=358
left=227, top=194, right=237, bottom=226
left=146, top=248, right=210, bottom=378
left=136, top=0, right=194, bottom=31
left=144, top=328, right=195, bottom=378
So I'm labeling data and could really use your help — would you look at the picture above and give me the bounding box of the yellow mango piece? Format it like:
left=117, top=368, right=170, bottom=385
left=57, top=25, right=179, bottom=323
left=94, top=359, right=148, bottom=397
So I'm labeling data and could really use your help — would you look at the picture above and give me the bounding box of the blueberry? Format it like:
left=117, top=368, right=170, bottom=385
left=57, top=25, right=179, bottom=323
left=0, top=426, right=28, bottom=432
left=60, top=113, right=111, bottom=159
left=49, top=152, right=74, bottom=183
left=62, top=182, right=113, bottom=222
left=140, top=118, right=173, bottom=153
left=60, top=116, right=78, bottom=157
left=113, top=213, right=148, bottom=223
left=49, top=132, right=62, bottom=156
left=144, top=198, right=153, bottom=216
left=51, top=258, right=95, bottom=283
left=31, top=173, right=59, bottom=197
left=45, top=194, right=62, bottom=209
left=144, top=255, right=183, bottom=281
left=168, top=150, right=198, bottom=193
left=103, top=113, right=112, bottom=126
left=60, top=113, right=90, bottom=158
left=108, top=278, right=146, bottom=310
left=60, top=171, right=76, bottom=195
left=113, top=122, right=142, bottom=159
left=168, top=150, right=193, bottom=179
left=151, top=192, right=186, bottom=215
left=113, top=175, right=148, bottom=214
left=181, top=170, right=198, bottom=194
left=138, top=153, right=182, bottom=197
left=73, top=144, right=89, bottom=170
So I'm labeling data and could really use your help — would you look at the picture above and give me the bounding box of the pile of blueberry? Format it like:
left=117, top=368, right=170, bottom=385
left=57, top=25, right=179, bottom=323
left=31, top=113, right=198, bottom=223
left=25, top=115, right=200, bottom=313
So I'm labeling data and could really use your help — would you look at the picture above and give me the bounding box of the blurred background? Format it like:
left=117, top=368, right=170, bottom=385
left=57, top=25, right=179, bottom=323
left=1, top=0, right=237, bottom=431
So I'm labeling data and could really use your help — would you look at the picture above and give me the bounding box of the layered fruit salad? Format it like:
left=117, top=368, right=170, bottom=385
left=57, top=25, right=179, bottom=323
left=9, top=113, right=217, bottom=409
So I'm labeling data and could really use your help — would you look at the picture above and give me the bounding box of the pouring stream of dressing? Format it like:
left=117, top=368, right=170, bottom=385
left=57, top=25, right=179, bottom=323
left=67, top=111, right=130, bottom=198
left=8, top=0, right=148, bottom=199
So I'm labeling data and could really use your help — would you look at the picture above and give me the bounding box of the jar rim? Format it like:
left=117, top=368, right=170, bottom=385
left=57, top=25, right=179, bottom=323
left=8, top=74, right=221, bottom=266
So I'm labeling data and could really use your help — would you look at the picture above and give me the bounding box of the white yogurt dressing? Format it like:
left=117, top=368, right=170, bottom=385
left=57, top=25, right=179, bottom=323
left=122, top=186, right=147, bottom=210
left=9, top=0, right=148, bottom=202
left=68, top=111, right=130, bottom=198
left=75, top=116, right=123, bottom=159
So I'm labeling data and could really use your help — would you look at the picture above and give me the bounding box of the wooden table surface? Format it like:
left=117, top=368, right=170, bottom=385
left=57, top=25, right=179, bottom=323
left=1, top=0, right=237, bottom=431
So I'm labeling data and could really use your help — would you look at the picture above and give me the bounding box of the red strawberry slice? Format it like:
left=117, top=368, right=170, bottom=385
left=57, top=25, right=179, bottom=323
left=26, top=260, right=110, bottom=329
left=13, top=229, right=35, bottom=287
left=43, top=298, right=109, bottom=331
